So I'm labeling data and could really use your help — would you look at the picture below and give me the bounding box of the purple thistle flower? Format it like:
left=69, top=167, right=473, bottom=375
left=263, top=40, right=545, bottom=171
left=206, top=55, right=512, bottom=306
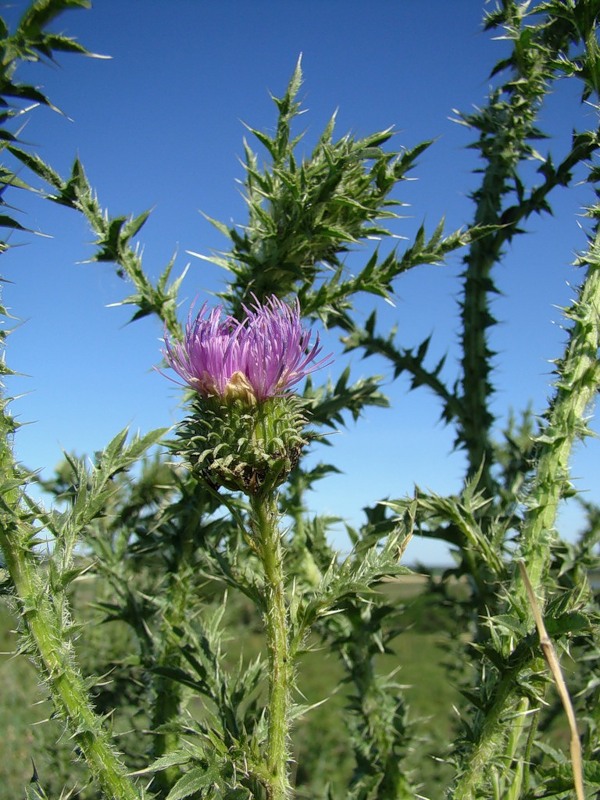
left=164, top=295, right=330, bottom=403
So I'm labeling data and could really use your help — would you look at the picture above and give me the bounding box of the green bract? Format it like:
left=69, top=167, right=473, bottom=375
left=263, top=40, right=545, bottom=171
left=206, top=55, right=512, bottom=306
left=177, top=394, right=307, bottom=495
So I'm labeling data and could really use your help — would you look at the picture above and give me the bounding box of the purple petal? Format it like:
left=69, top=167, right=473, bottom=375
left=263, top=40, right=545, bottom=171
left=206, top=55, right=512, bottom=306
left=163, top=295, right=331, bottom=402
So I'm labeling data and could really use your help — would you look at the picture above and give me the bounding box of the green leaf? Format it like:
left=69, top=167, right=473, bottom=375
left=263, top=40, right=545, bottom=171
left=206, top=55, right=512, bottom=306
left=166, top=765, right=220, bottom=800
left=18, top=0, right=91, bottom=33
left=39, top=33, right=94, bottom=56
left=200, top=212, right=233, bottom=239
left=1, top=82, right=58, bottom=110
left=7, top=146, right=64, bottom=189
left=0, top=214, right=27, bottom=231
left=490, top=614, right=528, bottom=637
left=123, top=428, right=170, bottom=463
left=544, top=610, right=591, bottom=637
left=25, top=784, right=47, bottom=800
left=151, top=665, right=206, bottom=693
left=130, top=749, right=193, bottom=776
left=122, top=209, right=151, bottom=240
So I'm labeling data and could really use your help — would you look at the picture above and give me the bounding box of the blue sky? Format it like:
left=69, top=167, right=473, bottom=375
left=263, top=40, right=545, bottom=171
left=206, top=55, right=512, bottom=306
left=2, top=1, right=598, bottom=563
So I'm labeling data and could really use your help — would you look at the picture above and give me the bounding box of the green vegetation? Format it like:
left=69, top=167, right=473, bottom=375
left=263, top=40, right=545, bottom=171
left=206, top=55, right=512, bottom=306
left=0, top=575, right=460, bottom=799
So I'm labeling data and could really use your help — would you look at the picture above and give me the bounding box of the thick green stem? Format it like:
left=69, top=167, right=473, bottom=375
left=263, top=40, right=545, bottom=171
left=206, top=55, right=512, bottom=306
left=0, top=524, right=143, bottom=800
left=503, top=697, right=529, bottom=800
left=517, top=244, right=600, bottom=609
left=459, top=3, right=580, bottom=498
left=251, top=493, right=291, bottom=800
left=453, top=654, right=534, bottom=800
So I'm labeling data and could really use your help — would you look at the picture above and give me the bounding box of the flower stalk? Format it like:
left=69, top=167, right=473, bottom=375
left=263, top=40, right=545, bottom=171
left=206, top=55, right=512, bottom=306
left=164, top=295, right=330, bottom=797
left=251, top=492, right=292, bottom=800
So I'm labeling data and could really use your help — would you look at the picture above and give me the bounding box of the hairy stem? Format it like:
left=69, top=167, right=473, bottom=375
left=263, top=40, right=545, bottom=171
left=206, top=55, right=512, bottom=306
left=517, top=225, right=600, bottom=608
left=251, top=493, right=291, bottom=800
left=0, top=525, right=143, bottom=800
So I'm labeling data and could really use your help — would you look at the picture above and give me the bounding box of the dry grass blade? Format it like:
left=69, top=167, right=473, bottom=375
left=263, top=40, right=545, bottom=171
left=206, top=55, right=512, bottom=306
left=518, top=561, right=585, bottom=800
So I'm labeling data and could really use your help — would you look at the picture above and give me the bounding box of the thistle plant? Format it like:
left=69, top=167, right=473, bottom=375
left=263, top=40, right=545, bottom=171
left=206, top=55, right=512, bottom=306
left=0, top=1, right=599, bottom=799
left=163, top=294, right=331, bottom=799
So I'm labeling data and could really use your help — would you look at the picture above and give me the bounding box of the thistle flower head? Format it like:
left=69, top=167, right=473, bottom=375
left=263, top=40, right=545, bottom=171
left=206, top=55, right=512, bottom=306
left=164, top=295, right=329, bottom=404
left=163, top=296, right=331, bottom=494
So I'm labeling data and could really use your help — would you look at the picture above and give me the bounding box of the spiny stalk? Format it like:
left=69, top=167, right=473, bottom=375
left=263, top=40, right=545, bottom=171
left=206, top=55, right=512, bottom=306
left=453, top=208, right=600, bottom=799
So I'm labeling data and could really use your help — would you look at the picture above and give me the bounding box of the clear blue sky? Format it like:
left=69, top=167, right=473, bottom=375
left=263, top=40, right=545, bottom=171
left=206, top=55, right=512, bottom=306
left=2, top=1, right=598, bottom=563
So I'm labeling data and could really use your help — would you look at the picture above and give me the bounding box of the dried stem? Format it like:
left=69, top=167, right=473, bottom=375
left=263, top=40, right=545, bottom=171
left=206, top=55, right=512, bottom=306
left=518, top=561, right=585, bottom=800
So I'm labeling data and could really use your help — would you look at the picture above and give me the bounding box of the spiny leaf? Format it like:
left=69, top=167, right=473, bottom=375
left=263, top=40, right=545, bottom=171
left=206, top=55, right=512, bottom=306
left=166, top=764, right=221, bottom=800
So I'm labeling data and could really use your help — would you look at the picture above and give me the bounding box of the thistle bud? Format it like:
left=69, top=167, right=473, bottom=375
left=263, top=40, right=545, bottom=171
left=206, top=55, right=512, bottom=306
left=163, top=295, right=330, bottom=495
